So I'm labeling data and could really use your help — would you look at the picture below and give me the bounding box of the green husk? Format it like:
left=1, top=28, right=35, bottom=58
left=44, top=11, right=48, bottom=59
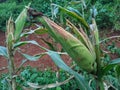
left=14, top=4, right=30, bottom=42
left=39, top=16, right=96, bottom=72
left=6, top=17, right=15, bottom=51
left=66, top=19, right=96, bottom=59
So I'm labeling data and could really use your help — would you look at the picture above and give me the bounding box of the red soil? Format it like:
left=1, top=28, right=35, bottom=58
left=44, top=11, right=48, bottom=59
left=100, top=30, right=120, bottom=59
left=0, top=29, right=120, bottom=73
left=0, top=30, right=71, bottom=73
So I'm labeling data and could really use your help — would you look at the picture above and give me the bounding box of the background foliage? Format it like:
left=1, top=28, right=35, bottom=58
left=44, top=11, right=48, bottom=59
left=0, top=0, right=120, bottom=31
left=0, top=66, right=80, bottom=90
left=0, top=0, right=70, bottom=31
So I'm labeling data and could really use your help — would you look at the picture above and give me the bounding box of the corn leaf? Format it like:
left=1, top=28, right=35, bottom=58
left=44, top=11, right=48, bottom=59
left=81, top=0, right=86, bottom=8
left=109, top=58, right=120, bottom=64
left=21, top=53, right=45, bottom=61
left=34, top=28, right=48, bottom=35
left=14, top=4, right=30, bottom=41
left=20, top=30, right=35, bottom=37
left=47, top=50, right=92, bottom=90
left=13, top=40, right=39, bottom=48
left=41, top=39, right=57, bottom=51
left=20, top=27, right=48, bottom=37
left=67, top=6, right=82, bottom=17
left=0, top=46, right=8, bottom=58
left=69, top=1, right=81, bottom=5
left=13, top=40, right=47, bottom=51
left=52, top=4, right=89, bottom=29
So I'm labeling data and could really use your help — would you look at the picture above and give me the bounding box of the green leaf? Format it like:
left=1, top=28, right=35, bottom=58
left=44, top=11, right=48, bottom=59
left=52, top=4, right=89, bottom=30
left=60, top=10, right=65, bottom=24
left=14, top=40, right=47, bottom=51
left=34, top=28, right=48, bottom=35
left=56, top=87, right=62, bottom=90
left=14, top=4, right=30, bottom=41
left=41, top=39, right=56, bottom=51
left=52, top=5, right=59, bottom=18
left=22, top=54, right=40, bottom=61
left=21, top=53, right=44, bottom=61
left=81, top=0, right=86, bottom=8
left=30, top=73, right=38, bottom=80
left=20, top=30, right=35, bottom=37
left=102, top=58, right=120, bottom=76
left=67, top=6, right=82, bottom=17
left=109, top=58, right=120, bottom=64
left=13, top=40, right=39, bottom=48
left=47, top=50, right=92, bottom=90
left=0, top=46, right=8, bottom=58
left=69, top=1, right=81, bottom=5
left=115, top=65, right=120, bottom=78
left=20, top=27, right=48, bottom=37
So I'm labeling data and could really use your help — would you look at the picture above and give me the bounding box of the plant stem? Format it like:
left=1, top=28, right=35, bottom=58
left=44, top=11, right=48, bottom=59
left=8, top=50, right=16, bottom=90
left=95, top=45, right=101, bottom=75
left=92, top=17, right=104, bottom=89
left=95, top=37, right=104, bottom=90
left=96, top=79, right=104, bottom=90
left=95, top=43, right=104, bottom=90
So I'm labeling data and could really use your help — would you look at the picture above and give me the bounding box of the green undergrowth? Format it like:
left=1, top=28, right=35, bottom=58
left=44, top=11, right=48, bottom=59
left=0, top=66, right=80, bottom=90
left=107, top=42, right=120, bottom=56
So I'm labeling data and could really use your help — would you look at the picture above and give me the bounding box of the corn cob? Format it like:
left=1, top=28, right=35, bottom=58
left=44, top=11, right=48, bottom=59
left=40, top=16, right=96, bottom=72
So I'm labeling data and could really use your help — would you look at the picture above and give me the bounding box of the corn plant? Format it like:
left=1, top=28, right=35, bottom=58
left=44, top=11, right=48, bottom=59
left=0, top=3, right=31, bottom=90
left=28, top=3, right=120, bottom=90
left=0, top=3, right=91, bottom=90
left=0, top=3, right=40, bottom=90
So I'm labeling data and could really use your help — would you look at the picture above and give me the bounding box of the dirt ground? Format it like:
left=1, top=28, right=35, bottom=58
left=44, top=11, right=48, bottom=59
left=0, top=29, right=120, bottom=73
left=100, top=30, right=120, bottom=59
left=0, top=30, right=71, bottom=73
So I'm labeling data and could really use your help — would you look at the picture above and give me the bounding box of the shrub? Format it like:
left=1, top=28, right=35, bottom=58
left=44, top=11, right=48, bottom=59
left=0, top=1, right=24, bottom=31
left=95, top=0, right=120, bottom=30
left=0, top=0, right=70, bottom=31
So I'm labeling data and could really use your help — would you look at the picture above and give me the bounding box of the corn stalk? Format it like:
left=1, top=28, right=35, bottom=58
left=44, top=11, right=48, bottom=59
left=4, top=4, right=29, bottom=90
left=90, top=18, right=104, bottom=90
left=6, top=17, right=16, bottom=90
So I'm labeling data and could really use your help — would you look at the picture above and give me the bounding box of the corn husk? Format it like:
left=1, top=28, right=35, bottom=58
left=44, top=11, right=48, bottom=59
left=40, top=16, right=96, bottom=72
left=6, top=17, right=15, bottom=52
